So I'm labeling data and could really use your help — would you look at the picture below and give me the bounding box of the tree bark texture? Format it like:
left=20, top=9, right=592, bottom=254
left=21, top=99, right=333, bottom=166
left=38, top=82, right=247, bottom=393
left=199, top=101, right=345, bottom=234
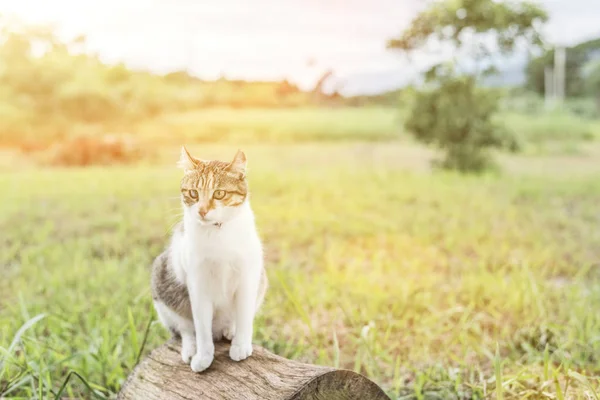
left=118, top=340, right=390, bottom=400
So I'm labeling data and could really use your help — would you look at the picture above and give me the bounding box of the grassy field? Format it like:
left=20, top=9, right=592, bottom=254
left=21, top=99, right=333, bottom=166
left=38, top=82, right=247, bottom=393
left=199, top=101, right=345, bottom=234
left=134, top=107, right=600, bottom=147
left=1, top=141, right=600, bottom=399
left=139, top=107, right=404, bottom=144
left=9, top=106, right=600, bottom=153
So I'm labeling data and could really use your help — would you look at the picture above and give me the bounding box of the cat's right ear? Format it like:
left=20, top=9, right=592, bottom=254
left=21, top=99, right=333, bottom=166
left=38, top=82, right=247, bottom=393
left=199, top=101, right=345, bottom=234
left=177, top=146, right=199, bottom=172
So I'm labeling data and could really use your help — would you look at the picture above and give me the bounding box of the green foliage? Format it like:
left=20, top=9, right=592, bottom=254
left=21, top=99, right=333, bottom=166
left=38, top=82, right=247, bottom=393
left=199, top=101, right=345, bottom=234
left=585, top=61, right=600, bottom=113
left=389, top=0, right=546, bottom=172
left=0, top=23, right=188, bottom=144
left=0, top=21, right=343, bottom=147
left=387, top=0, right=547, bottom=57
left=406, top=74, right=517, bottom=172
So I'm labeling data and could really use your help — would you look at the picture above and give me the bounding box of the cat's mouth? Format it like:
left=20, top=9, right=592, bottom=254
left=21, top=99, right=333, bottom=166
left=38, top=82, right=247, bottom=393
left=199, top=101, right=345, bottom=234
left=197, top=217, right=220, bottom=226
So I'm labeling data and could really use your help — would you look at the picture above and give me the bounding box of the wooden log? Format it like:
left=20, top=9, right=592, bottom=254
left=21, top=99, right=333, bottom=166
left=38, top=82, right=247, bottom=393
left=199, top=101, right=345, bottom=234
left=118, top=340, right=390, bottom=400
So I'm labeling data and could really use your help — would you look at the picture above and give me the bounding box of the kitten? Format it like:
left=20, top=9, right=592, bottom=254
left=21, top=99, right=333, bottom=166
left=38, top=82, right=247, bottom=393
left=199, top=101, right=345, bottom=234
left=151, top=147, right=267, bottom=372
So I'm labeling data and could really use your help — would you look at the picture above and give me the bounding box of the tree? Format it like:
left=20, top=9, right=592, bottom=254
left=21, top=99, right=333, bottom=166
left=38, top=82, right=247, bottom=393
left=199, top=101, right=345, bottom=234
left=388, top=0, right=547, bottom=172
left=585, top=61, right=600, bottom=112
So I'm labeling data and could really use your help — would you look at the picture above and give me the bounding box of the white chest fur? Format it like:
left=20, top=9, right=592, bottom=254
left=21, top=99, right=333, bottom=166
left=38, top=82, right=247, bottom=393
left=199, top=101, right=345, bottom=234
left=170, top=202, right=261, bottom=309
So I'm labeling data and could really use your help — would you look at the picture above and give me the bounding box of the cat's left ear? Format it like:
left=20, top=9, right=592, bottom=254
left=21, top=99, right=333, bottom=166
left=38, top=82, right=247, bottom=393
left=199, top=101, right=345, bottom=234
left=227, top=149, right=247, bottom=179
left=177, top=145, right=200, bottom=173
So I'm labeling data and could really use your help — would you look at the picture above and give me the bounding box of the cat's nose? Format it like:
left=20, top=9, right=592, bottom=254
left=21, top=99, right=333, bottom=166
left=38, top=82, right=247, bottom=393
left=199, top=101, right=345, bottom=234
left=199, top=207, right=208, bottom=218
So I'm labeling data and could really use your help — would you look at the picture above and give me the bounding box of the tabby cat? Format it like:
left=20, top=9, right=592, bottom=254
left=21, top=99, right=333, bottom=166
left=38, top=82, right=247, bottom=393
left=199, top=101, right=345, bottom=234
left=151, top=147, right=267, bottom=372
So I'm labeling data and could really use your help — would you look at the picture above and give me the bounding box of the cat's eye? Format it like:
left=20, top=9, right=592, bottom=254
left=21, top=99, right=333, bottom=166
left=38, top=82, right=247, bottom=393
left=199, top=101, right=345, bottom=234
left=188, top=189, right=198, bottom=199
left=213, top=190, right=226, bottom=200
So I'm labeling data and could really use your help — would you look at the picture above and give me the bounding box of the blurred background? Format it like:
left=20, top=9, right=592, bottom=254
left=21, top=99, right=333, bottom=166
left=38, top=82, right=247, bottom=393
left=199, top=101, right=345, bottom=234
left=1, top=0, right=600, bottom=399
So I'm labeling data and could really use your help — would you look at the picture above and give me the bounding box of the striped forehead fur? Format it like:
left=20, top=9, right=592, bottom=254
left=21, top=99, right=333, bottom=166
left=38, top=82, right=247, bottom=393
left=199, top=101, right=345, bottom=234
left=180, top=158, right=248, bottom=208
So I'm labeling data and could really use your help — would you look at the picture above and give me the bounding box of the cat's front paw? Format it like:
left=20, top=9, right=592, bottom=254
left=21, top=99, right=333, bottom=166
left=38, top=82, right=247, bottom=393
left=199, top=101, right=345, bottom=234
left=181, top=343, right=196, bottom=364
left=223, top=324, right=236, bottom=341
left=190, top=346, right=214, bottom=372
left=229, top=341, right=253, bottom=362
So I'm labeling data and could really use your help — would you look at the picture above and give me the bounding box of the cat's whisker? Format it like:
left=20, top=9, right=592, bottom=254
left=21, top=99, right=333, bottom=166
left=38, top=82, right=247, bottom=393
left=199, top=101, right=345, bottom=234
left=166, top=214, right=183, bottom=222
left=163, top=217, right=184, bottom=236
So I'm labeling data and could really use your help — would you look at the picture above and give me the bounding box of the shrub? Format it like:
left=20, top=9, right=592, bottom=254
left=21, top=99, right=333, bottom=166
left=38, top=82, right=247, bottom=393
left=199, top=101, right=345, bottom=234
left=406, top=75, right=518, bottom=172
left=44, top=134, right=144, bottom=166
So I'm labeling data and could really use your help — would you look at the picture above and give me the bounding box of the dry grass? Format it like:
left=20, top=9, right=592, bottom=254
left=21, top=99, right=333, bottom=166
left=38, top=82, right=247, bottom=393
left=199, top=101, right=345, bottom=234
left=43, top=134, right=146, bottom=166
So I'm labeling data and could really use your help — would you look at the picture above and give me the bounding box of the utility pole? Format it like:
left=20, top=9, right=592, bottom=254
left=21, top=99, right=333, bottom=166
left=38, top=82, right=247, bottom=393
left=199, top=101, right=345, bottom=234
left=553, top=45, right=566, bottom=107
left=544, top=66, right=554, bottom=109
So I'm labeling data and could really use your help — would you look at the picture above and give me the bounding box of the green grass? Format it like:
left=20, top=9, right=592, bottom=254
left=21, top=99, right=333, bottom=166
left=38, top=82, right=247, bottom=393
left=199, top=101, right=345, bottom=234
left=141, top=107, right=600, bottom=148
left=503, top=112, right=600, bottom=148
left=1, top=143, right=600, bottom=399
left=137, top=107, right=403, bottom=144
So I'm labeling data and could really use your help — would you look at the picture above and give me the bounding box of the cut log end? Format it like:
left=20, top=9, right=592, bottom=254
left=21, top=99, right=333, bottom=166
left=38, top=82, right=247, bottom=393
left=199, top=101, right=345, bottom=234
left=118, top=340, right=390, bottom=400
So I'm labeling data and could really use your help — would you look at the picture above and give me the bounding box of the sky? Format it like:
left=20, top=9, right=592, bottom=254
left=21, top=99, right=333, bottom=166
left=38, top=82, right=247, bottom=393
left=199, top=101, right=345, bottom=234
left=1, top=0, right=600, bottom=94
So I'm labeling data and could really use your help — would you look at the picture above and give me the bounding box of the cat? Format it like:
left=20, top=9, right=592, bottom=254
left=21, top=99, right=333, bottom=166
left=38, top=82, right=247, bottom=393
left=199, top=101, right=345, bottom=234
left=151, top=146, right=267, bottom=372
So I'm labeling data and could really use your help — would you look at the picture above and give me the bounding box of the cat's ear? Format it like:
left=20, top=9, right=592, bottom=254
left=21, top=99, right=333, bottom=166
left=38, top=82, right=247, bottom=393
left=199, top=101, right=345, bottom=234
left=177, top=146, right=199, bottom=172
left=227, top=149, right=247, bottom=179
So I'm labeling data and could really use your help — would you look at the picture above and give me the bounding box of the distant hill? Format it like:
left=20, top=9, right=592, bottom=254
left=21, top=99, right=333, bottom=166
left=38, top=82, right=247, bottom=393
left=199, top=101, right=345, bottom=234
left=481, top=63, right=527, bottom=87
left=323, top=69, right=413, bottom=97
left=330, top=61, right=528, bottom=98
